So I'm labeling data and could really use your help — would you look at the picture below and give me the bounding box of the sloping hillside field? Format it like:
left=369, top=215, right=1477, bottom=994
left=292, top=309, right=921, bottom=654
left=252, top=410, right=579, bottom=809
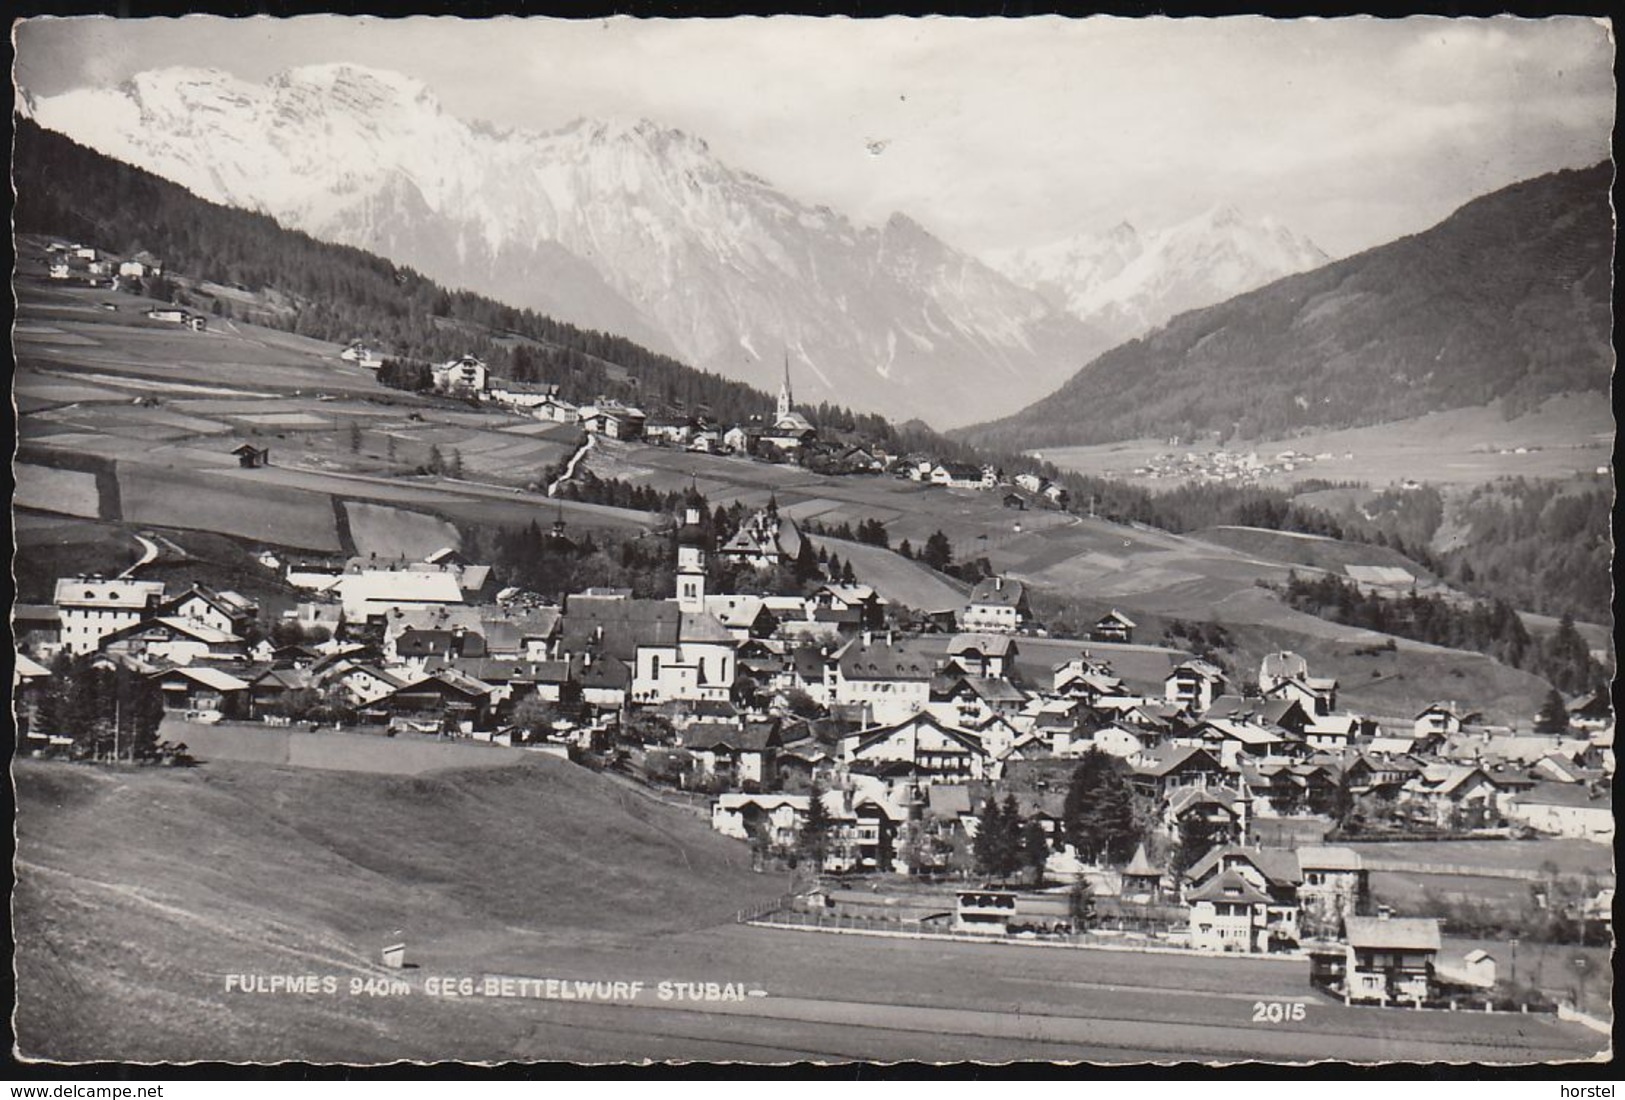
left=14, top=757, right=1604, bottom=1063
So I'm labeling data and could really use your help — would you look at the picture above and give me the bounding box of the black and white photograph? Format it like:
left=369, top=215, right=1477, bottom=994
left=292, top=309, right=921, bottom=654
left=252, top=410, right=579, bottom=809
left=8, top=12, right=1615, bottom=1066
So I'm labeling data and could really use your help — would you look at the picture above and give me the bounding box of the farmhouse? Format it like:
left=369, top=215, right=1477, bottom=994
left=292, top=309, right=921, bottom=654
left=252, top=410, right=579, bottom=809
left=148, top=664, right=251, bottom=716
left=487, top=381, right=561, bottom=410
left=1414, top=701, right=1477, bottom=739
left=534, top=393, right=580, bottom=423
left=578, top=401, right=646, bottom=439
left=808, top=584, right=887, bottom=629
left=930, top=462, right=993, bottom=490
left=1090, top=610, right=1137, bottom=644
left=100, top=616, right=247, bottom=665
left=341, top=341, right=386, bottom=368
left=158, top=584, right=259, bottom=637
left=54, top=577, right=167, bottom=655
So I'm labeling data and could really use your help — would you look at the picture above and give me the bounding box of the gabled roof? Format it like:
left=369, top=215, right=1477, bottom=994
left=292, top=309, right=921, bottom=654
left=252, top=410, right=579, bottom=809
left=703, top=595, right=772, bottom=630
left=678, top=611, right=737, bottom=645
left=967, top=577, right=1026, bottom=609
left=150, top=665, right=251, bottom=691
left=562, top=597, right=680, bottom=658
left=1186, top=845, right=1302, bottom=888
left=947, top=632, right=1017, bottom=658
left=836, top=637, right=940, bottom=682
left=1295, top=845, right=1363, bottom=872
left=1096, top=609, right=1137, bottom=628
left=1345, top=916, right=1440, bottom=952
left=847, top=710, right=987, bottom=758
left=1514, top=781, right=1613, bottom=811
left=1187, top=869, right=1271, bottom=905
left=1133, top=743, right=1221, bottom=778
left=14, top=652, right=51, bottom=679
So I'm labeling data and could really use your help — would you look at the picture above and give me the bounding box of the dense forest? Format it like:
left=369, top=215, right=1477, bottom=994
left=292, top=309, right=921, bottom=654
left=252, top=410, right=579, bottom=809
left=1438, top=479, right=1613, bottom=623
left=958, top=162, right=1613, bottom=450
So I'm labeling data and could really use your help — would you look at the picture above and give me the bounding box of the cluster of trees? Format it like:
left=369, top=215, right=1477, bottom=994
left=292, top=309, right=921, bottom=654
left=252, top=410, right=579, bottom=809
left=1159, top=618, right=1235, bottom=671
left=475, top=517, right=676, bottom=600
left=554, top=471, right=693, bottom=514
left=801, top=516, right=890, bottom=549
left=27, top=654, right=172, bottom=763
left=972, top=795, right=1051, bottom=885
left=1280, top=571, right=1607, bottom=694
left=1061, top=750, right=1147, bottom=865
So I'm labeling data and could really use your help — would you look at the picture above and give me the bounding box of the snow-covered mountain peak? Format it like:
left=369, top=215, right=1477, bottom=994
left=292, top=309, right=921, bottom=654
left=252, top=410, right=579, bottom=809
left=993, top=204, right=1331, bottom=343
left=27, top=63, right=1106, bottom=427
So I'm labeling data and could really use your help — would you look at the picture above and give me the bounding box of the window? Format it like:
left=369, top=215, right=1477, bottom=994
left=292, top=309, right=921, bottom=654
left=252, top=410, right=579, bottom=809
left=650, top=655, right=661, bottom=677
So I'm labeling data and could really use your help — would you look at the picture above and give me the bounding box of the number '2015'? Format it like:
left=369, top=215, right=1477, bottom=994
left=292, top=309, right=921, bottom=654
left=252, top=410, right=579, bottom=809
left=1252, top=1001, right=1306, bottom=1023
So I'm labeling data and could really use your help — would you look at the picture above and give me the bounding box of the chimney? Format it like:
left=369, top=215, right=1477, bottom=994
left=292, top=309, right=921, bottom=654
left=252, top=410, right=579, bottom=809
left=995, top=577, right=1004, bottom=591
left=886, top=629, right=894, bottom=646
left=862, top=629, right=873, bottom=648
left=1376, top=905, right=1393, bottom=921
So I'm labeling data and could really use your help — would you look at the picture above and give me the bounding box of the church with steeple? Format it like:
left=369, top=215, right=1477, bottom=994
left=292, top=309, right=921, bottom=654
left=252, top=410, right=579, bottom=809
left=763, top=352, right=816, bottom=451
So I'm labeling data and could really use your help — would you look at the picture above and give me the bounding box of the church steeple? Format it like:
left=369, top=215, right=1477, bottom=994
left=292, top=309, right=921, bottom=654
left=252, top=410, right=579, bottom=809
left=776, top=351, right=793, bottom=422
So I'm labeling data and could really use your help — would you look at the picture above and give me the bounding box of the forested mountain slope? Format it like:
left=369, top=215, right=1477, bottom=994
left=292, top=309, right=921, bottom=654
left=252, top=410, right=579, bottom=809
left=958, top=163, right=1613, bottom=450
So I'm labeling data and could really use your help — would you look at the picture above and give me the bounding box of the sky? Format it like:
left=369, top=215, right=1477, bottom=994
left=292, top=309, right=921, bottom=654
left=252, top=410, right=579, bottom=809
left=13, top=15, right=1615, bottom=259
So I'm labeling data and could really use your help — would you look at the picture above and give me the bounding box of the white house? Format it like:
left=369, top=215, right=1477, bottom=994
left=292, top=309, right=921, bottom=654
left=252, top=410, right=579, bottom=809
left=1506, top=783, right=1614, bottom=841
left=840, top=710, right=989, bottom=793
left=432, top=355, right=489, bottom=394
left=828, top=635, right=937, bottom=724
left=711, top=792, right=812, bottom=848
left=53, top=577, right=167, bottom=654
left=1165, top=659, right=1230, bottom=714
left=961, top=576, right=1030, bottom=634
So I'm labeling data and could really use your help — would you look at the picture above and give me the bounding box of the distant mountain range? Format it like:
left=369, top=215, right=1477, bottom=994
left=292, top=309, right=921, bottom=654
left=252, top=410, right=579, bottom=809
left=956, top=162, right=1614, bottom=451
left=27, top=63, right=1340, bottom=430
left=27, top=65, right=1111, bottom=428
left=987, top=206, right=1330, bottom=345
